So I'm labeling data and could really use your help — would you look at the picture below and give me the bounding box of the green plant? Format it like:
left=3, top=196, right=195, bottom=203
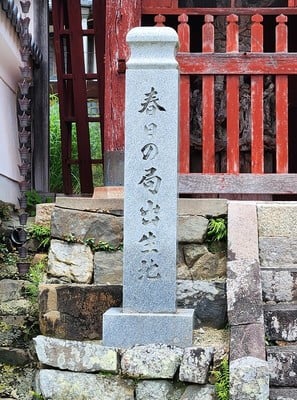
left=26, top=260, right=46, bottom=303
left=25, top=190, right=43, bottom=216
left=0, top=239, right=17, bottom=265
left=84, top=238, right=122, bottom=252
left=30, top=391, right=45, bottom=400
left=27, top=224, right=51, bottom=251
left=213, top=358, right=230, bottom=400
left=207, top=217, right=227, bottom=243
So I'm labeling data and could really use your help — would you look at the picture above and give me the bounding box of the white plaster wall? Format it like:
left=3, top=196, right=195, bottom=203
left=0, top=4, right=24, bottom=204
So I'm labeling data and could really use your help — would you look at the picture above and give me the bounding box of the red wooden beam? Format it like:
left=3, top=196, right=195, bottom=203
left=251, top=14, right=264, bottom=173
left=141, top=7, right=297, bottom=16
left=177, top=53, right=297, bottom=75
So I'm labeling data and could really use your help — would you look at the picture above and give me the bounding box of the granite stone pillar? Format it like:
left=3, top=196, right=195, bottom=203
left=103, top=27, right=194, bottom=347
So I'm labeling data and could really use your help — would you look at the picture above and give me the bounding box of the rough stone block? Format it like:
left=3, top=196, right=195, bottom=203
left=180, top=385, right=216, bottom=400
left=35, top=203, right=55, bottom=225
left=229, top=356, right=269, bottom=400
left=177, top=280, right=227, bottom=329
left=261, top=268, right=297, bottom=303
left=51, top=207, right=123, bottom=246
left=0, top=279, right=26, bottom=302
left=178, top=216, right=209, bottom=243
left=34, top=335, right=119, bottom=372
left=269, top=388, right=297, bottom=400
left=227, top=260, right=263, bottom=325
left=56, top=196, right=124, bottom=213
left=94, top=250, right=123, bottom=284
left=0, top=347, right=30, bottom=366
left=135, top=380, right=175, bottom=400
left=267, top=346, right=297, bottom=386
left=103, top=308, right=194, bottom=348
left=257, top=203, right=297, bottom=238
left=259, top=237, right=297, bottom=268
left=38, top=370, right=134, bottom=400
left=179, top=347, right=214, bottom=384
left=228, top=202, right=259, bottom=260
left=264, top=304, right=297, bottom=342
left=120, top=344, right=183, bottom=379
left=178, top=198, right=227, bottom=217
left=48, top=239, right=93, bottom=283
left=229, top=324, right=266, bottom=361
left=39, top=284, right=122, bottom=340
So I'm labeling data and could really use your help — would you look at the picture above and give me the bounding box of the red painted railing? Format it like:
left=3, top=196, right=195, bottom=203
left=104, top=1, right=297, bottom=194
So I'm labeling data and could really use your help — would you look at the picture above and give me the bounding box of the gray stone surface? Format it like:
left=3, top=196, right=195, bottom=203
left=180, top=385, right=216, bottom=400
left=48, top=239, right=93, bottom=283
left=121, top=344, right=183, bottom=379
left=103, top=27, right=193, bottom=347
left=178, top=198, right=227, bottom=217
left=228, top=201, right=259, bottom=260
left=264, top=304, right=297, bottom=341
left=135, top=380, right=174, bottom=400
left=103, top=308, right=194, bottom=347
left=0, top=279, right=26, bottom=302
left=227, top=260, right=263, bottom=325
left=94, top=250, right=123, bottom=284
left=229, top=324, right=266, bottom=361
left=257, top=203, right=297, bottom=237
left=259, top=237, right=297, bottom=268
left=269, top=388, right=297, bottom=400
left=179, top=347, right=214, bottom=384
left=177, top=280, right=227, bottom=329
left=229, top=356, right=269, bottom=400
left=38, top=370, right=134, bottom=400
left=267, top=346, right=297, bottom=386
left=51, top=207, right=123, bottom=246
left=122, top=27, right=178, bottom=314
left=261, top=268, right=297, bottom=303
left=56, top=196, right=124, bottom=212
left=34, top=335, right=119, bottom=372
left=178, top=216, right=209, bottom=243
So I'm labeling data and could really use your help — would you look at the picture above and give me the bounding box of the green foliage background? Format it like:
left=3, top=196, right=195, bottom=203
left=49, top=94, right=103, bottom=193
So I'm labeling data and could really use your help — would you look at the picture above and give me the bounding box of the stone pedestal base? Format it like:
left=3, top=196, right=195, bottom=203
left=103, top=308, right=194, bottom=348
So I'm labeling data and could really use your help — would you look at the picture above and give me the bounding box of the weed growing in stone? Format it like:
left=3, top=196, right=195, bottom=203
left=212, top=357, right=229, bottom=400
left=26, top=260, right=47, bottom=303
left=27, top=224, right=51, bottom=252
left=207, top=217, right=227, bottom=243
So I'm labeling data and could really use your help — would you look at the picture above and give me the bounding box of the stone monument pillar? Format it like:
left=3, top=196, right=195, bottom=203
left=103, top=27, right=194, bottom=347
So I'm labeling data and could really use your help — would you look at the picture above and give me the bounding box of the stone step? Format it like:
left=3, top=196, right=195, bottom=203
left=261, top=267, right=297, bottom=303
left=267, top=346, right=297, bottom=387
left=264, top=303, right=297, bottom=342
left=269, top=388, right=297, bottom=400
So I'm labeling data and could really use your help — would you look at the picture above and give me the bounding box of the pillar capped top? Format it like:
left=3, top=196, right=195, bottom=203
left=127, top=26, right=178, bottom=44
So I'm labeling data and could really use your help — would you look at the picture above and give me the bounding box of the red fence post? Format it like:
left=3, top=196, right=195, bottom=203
left=276, top=14, right=289, bottom=173
left=251, top=14, right=264, bottom=173
left=202, top=14, right=215, bottom=173
left=226, top=14, right=240, bottom=173
left=178, top=13, right=190, bottom=173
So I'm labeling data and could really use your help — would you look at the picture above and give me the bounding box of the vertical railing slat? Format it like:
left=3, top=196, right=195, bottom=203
left=251, top=14, right=264, bottom=174
left=202, top=15, right=215, bottom=173
left=178, top=13, right=190, bottom=173
left=226, top=14, right=240, bottom=173
left=276, top=14, right=289, bottom=173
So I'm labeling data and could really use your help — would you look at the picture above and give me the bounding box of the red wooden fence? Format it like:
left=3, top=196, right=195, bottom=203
left=105, top=0, right=297, bottom=194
